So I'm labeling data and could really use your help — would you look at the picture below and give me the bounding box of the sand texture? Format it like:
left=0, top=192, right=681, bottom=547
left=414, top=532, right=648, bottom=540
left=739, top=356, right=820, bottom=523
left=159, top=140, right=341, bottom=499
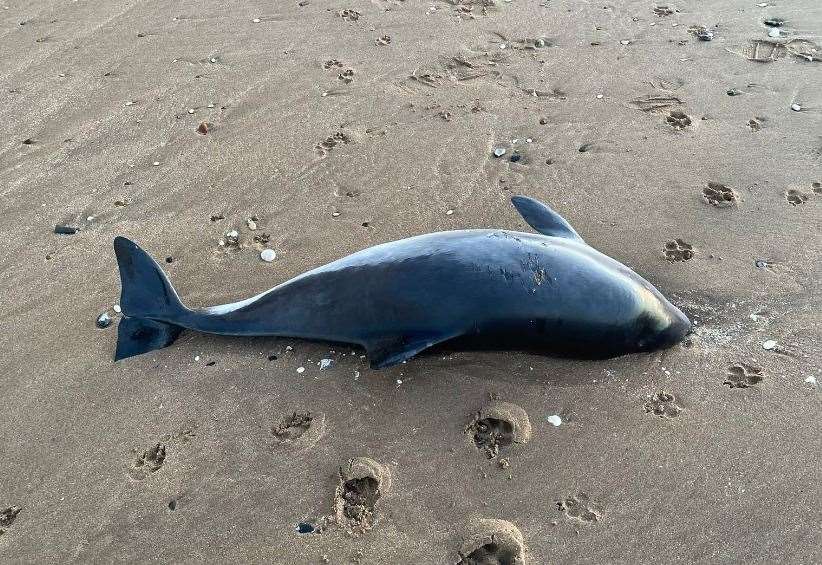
left=1, top=0, right=821, bottom=563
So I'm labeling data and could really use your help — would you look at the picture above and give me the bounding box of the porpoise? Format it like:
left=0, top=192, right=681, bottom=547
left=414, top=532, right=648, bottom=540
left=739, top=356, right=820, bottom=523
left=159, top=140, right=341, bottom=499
left=112, top=196, right=691, bottom=368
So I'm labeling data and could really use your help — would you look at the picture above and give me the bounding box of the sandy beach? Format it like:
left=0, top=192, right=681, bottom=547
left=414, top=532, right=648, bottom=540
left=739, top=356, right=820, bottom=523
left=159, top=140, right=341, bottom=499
left=1, top=0, right=821, bottom=562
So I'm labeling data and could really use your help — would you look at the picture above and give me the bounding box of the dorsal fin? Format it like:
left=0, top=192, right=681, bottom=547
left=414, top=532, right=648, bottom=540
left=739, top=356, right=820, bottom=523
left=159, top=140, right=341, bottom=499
left=510, top=196, right=585, bottom=243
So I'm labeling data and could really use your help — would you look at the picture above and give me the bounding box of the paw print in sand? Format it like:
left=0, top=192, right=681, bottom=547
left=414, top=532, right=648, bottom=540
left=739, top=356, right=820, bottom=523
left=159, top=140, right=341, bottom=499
left=338, top=9, right=360, bottom=21
left=315, top=131, right=352, bottom=156
left=644, top=391, right=682, bottom=418
left=724, top=364, right=763, bottom=388
left=557, top=492, right=601, bottom=523
left=0, top=506, right=22, bottom=536
left=271, top=411, right=326, bottom=452
left=128, top=443, right=166, bottom=480
left=338, top=68, right=355, bottom=84
left=666, top=110, right=692, bottom=130
left=785, top=189, right=809, bottom=206
left=663, top=239, right=694, bottom=262
left=702, top=183, right=737, bottom=207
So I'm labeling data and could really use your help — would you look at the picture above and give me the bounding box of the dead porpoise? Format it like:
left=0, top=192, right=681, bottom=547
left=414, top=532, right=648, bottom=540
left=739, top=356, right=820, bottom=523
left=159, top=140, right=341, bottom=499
left=112, top=196, right=691, bottom=368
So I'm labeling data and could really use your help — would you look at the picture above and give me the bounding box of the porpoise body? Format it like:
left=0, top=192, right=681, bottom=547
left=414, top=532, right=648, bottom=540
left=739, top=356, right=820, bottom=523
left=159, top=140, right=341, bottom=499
left=113, top=196, right=691, bottom=368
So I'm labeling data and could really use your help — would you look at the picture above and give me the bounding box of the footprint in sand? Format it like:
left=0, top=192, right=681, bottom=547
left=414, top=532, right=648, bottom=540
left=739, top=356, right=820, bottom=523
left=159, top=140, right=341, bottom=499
left=271, top=411, right=326, bottom=452
left=466, top=401, right=532, bottom=460
left=666, top=110, right=692, bottom=130
left=785, top=189, right=809, bottom=206
left=556, top=492, right=602, bottom=524
left=702, top=182, right=738, bottom=207
left=127, top=443, right=167, bottom=480
left=644, top=392, right=683, bottom=418
left=663, top=239, right=694, bottom=262
left=323, top=59, right=344, bottom=70
left=0, top=506, right=22, bottom=537
left=813, top=182, right=821, bottom=195
left=724, top=364, right=764, bottom=388
left=334, top=457, right=391, bottom=534
left=457, top=518, right=527, bottom=565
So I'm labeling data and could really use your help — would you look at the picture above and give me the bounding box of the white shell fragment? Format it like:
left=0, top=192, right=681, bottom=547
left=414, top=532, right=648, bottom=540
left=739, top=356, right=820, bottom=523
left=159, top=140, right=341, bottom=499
left=260, top=249, right=277, bottom=262
left=318, top=358, right=333, bottom=370
left=762, top=339, right=777, bottom=350
left=296, top=366, right=305, bottom=374
left=547, top=414, right=563, bottom=427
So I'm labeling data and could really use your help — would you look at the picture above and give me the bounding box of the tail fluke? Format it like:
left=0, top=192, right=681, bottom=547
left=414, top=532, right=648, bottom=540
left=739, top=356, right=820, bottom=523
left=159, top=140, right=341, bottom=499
left=115, top=317, right=184, bottom=361
left=113, top=237, right=186, bottom=361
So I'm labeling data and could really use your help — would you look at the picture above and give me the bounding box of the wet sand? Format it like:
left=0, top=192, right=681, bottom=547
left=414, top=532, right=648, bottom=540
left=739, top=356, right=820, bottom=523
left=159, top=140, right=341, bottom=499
left=1, top=0, right=821, bottom=563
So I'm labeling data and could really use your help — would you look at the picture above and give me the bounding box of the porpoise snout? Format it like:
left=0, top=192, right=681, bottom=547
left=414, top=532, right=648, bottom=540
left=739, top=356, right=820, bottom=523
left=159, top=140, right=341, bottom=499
left=660, top=305, right=691, bottom=348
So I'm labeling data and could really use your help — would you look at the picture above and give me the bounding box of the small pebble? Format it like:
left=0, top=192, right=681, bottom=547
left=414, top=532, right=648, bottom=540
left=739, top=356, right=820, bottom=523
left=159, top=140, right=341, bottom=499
left=762, top=339, right=777, bottom=350
left=547, top=415, right=562, bottom=427
left=152, top=161, right=160, bottom=166
left=727, top=89, right=741, bottom=96
left=509, top=154, right=521, bottom=163
left=791, top=103, right=802, bottom=112
left=252, top=18, right=261, bottom=23
left=768, top=28, right=781, bottom=38
left=296, top=366, right=305, bottom=374
left=246, top=218, right=257, bottom=230
left=755, top=260, right=768, bottom=268
left=804, top=376, right=818, bottom=386
left=526, top=138, right=533, bottom=143
left=445, top=209, right=454, bottom=215
left=696, top=29, right=714, bottom=41
left=209, top=57, right=217, bottom=63
left=125, top=101, right=135, bottom=106
left=318, top=359, right=333, bottom=370
left=96, top=312, right=112, bottom=328
left=499, top=43, right=506, bottom=49
left=188, top=108, right=194, bottom=114
left=620, top=39, right=631, bottom=45
left=194, top=355, right=200, bottom=361
left=54, top=224, right=78, bottom=235
left=596, top=94, right=603, bottom=99
left=113, top=304, right=122, bottom=313
left=534, top=38, right=546, bottom=48
left=763, top=18, right=784, bottom=27
left=260, top=249, right=276, bottom=262
left=197, top=122, right=209, bottom=134
left=493, top=147, right=506, bottom=157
